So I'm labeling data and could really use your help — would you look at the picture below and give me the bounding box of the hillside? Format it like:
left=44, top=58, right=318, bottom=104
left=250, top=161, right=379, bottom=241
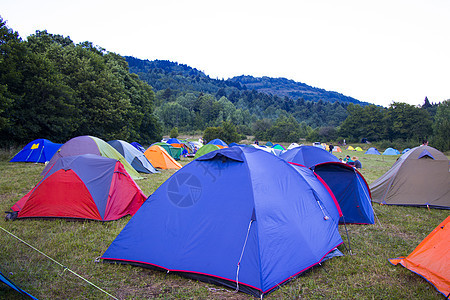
left=229, top=75, right=365, bottom=104
left=125, top=57, right=369, bottom=105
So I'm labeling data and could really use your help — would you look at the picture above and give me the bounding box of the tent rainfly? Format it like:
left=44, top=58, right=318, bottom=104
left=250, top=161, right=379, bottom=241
left=390, top=216, right=450, bottom=297
left=370, top=146, right=450, bottom=208
left=11, top=154, right=146, bottom=221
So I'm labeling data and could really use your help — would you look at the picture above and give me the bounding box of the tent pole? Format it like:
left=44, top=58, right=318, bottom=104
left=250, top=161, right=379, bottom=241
left=342, top=217, right=353, bottom=255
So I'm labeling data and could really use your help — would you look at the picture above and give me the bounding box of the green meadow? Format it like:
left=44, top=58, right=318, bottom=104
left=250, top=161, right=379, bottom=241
left=0, top=145, right=448, bottom=299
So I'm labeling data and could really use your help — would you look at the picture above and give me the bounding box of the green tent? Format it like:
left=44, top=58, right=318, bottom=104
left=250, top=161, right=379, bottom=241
left=272, top=144, right=286, bottom=151
left=152, top=142, right=182, bottom=160
left=194, top=144, right=220, bottom=159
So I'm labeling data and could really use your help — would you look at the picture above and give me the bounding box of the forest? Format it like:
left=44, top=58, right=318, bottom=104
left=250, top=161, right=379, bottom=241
left=1, top=17, right=449, bottom=151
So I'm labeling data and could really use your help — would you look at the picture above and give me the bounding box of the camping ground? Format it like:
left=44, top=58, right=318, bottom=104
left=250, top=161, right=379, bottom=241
left=0, top=146, right=448, bottom=299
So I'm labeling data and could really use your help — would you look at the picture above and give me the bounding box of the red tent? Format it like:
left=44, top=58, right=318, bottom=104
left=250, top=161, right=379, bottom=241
left=12, top=154, right=146, bottom=221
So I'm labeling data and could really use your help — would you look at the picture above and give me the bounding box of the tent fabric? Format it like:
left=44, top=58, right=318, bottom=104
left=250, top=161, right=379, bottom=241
left=355, top=147, right=363, bottom=151
left=417, top=149, right=434, bottom=160
left=101, top=147, right=343, bottom=297
left=382, top=147, right=400, bottom=155
left=10, top=139, right=62, bottom=163
left=12, top=154, right=146, bottom=221
left=312, top=162, right=374, bottom=224
left=180, top=141, right=195, bottom=155
left=41, top=136, right=142, bottom=180
left=346, top=146, right=355, bottom=151
left=130, top=142, right=145, bottom=152
left=194, top=144, right=220, bottom=159
left=207, top=138, right=228, bottom=148
left=166, top=138, right=182, bottom=145
left=282, top=147, right=373, bottom=224
left=370, top=146, right=450, bottom=208
left=108, top=140, right=158, bottom=174
left=280, top=145, right=340, bottom=168
left=333, top=146, right=342, bottom=153
left=365, top=147, right=381, bottom=155
left=151, top=142, right=182, bottom=160
left=287, top=143, right=300, bottom=150
left=272, top=143, right=286, bottom=150
left=188, top=141, right=202, bottom=153
left=265, top=141, right=274, bottom=147
left=144, top=145, right=182, bottom=170
left=251, top=144, right=277, bottom=155
left=0, top=271, right=38, bottom=299
left=401, top=148, right=411, bottom=154
left=389, top=216, right=450, bottom=297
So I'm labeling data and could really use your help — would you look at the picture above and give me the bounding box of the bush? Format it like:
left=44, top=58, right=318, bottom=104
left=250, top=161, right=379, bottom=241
left=203, top=121, right=241, bottom=144
left=169, top=127, right=179, bottom=138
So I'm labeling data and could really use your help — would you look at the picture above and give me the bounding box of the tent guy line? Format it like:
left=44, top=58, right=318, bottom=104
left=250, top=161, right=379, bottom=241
left=0, top=225, right=118, bottom=300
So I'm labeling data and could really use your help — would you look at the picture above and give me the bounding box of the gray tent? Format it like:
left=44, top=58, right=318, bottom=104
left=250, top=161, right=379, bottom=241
left=370, top=146, right=449, bottom=209
left=108, top=140, right=158, bottom=174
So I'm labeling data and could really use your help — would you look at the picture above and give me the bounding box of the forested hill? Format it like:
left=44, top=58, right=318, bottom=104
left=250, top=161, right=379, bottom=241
left=229, top=76, right=365, bottom=104
left=125, top=57, right=368, bottom=105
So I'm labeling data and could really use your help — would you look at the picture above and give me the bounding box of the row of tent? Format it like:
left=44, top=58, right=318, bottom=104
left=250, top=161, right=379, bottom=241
left=7, top=141, right=375, bottom=297
left=99, top=145, right=449, bottom=297
left=10, top=137, right=184, bottom=173
left=6, top=139, right=450, bottom=297
left=364, top=147, right=405, bottom=155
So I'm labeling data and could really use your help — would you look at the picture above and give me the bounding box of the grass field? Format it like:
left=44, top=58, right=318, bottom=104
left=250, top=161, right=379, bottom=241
left=0, top=145, right=448, bottom=299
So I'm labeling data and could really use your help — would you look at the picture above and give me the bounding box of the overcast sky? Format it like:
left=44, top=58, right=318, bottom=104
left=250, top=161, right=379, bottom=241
left=1, top=0, right=449, bottom=107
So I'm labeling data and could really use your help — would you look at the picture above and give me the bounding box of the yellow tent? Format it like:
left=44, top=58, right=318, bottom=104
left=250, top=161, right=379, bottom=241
left=355, top=147, right=363, bottom=151
left=347, top=146, right=355, bottom=151
left=144, top=145, right=182, bottom=170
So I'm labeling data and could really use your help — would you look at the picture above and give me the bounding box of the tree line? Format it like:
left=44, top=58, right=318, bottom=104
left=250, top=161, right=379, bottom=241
left=339, top=100, right=449, bottom=151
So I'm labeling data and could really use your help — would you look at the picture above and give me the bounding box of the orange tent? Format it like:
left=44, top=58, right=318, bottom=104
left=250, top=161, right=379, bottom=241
left=389, top=216, right=450, bottom=297
left=144, top=145, right=182, bottom=170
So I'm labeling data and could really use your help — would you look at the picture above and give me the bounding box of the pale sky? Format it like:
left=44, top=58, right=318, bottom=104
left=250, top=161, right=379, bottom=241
left=1, top=0, right=449, bottom=107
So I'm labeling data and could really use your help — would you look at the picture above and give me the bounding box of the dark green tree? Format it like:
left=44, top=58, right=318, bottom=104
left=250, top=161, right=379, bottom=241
left=252, top=119, right=272, bottom=141
left=266, top=115, right=301, bottom=143
left=339, top=104, right=386, bottom=142
left=170, top=127, right=179, bottom=138
left=203, top=126, right=224, bottom=144
left=385, top=102, right=432, bottom=142
left=432, top=100, right=450, bottom=151
left=220, top=121, right=241, bottom=144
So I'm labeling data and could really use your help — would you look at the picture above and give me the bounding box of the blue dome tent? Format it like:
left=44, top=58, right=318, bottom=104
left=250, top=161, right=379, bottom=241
left=166, top=138, right=182, bottom=145
left=383, top=148, right=400, bottom=155
left=101, top=147, right=343, bottom=297
left=10, top=139, right=62, bottom=163
left=207, top=138, right=228, bottom=148
left=401, top=148, right=411, bottom=154
left=280, top=145, right=339, bottom=168
left=130, top=142, right=145, bottom=152
left=365, top=147, right=381, bottom=155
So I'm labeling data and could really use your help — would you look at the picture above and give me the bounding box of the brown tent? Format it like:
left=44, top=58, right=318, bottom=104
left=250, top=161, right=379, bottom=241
left=370, top=146, right=450, bottom=209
